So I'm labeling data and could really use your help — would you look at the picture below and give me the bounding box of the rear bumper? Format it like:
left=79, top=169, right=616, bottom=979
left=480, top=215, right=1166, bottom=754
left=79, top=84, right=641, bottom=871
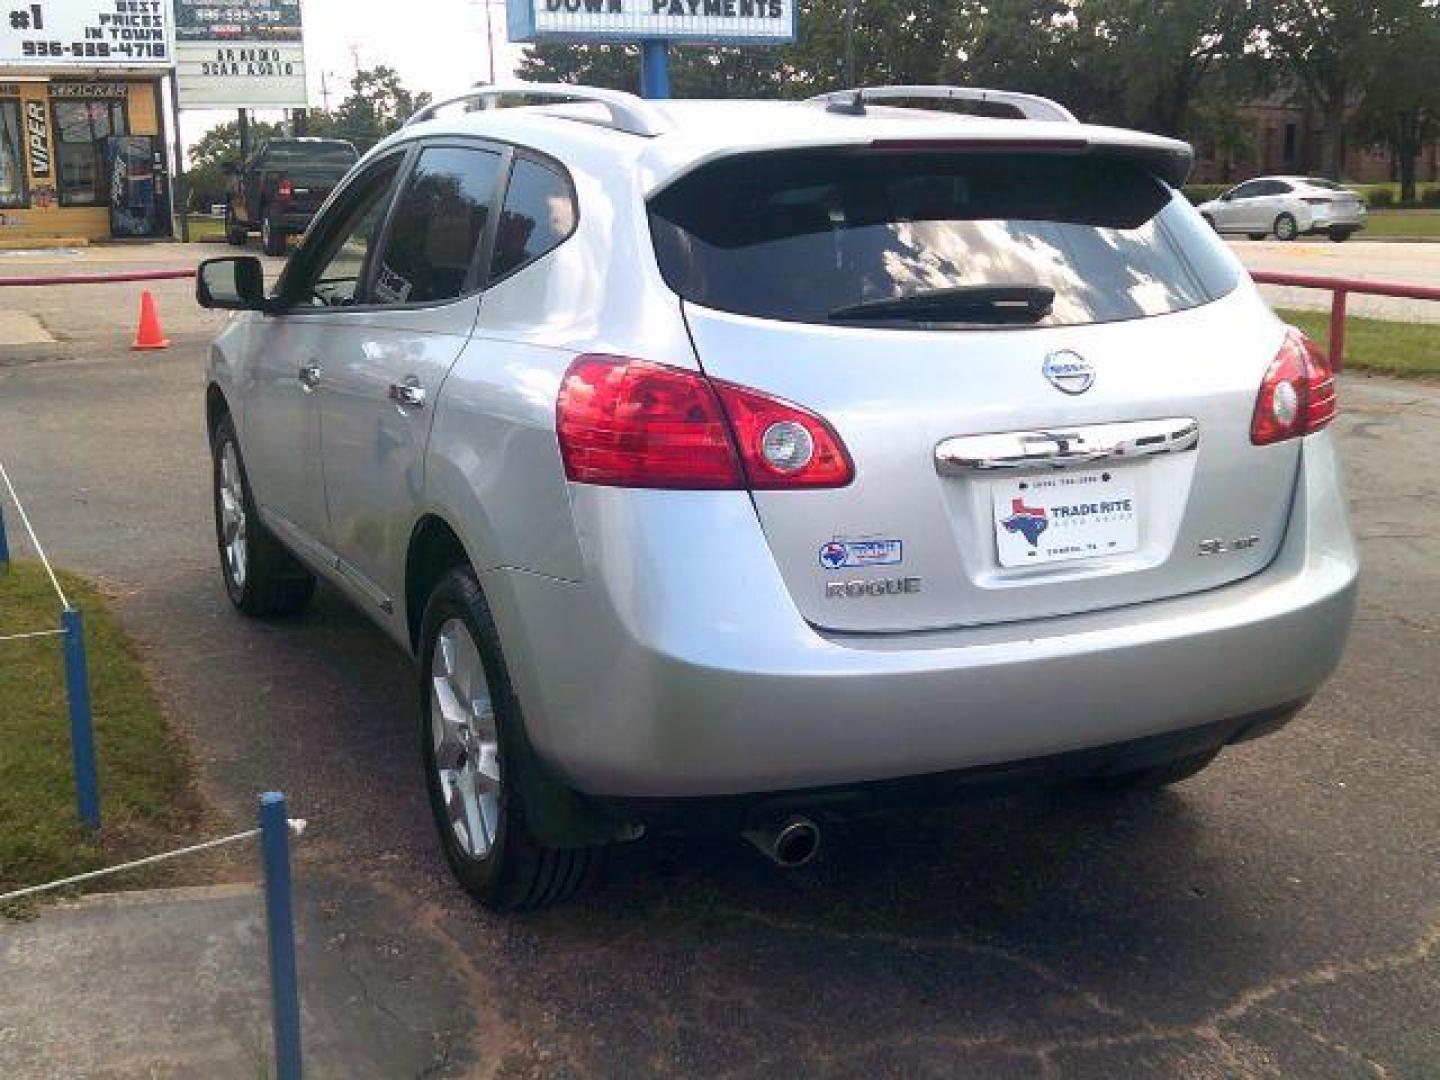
left=266, top=208, right=315, bottom=233
left=484, top=433, right=1357, bottom=798
left=1302, top=208, right=1366, bottom=233
left=607, top=701, right=1306, bottom=833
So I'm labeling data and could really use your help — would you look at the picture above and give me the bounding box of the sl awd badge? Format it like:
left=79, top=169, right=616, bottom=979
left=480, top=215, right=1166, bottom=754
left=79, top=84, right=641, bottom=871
left=1043, top=350, right=1095, bottom=395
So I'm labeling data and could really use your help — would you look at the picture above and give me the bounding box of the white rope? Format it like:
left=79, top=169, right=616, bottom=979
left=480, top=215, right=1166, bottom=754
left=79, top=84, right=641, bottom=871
left=0, top=457, right=69, bottom=610
left=0, top=628, right=66, bottom=644
left=0, top=819, right=307, bottom=905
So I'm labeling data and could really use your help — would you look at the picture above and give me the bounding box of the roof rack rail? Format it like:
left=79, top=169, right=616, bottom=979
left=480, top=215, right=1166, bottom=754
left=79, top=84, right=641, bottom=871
left=807, top=85, right=1077, bottom=124
left=404, top=81, right=671, bottom=137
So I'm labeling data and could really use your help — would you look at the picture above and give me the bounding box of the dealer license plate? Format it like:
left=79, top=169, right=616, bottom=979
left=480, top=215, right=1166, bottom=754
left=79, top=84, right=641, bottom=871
left=992, top=469, right=1139, bottom=568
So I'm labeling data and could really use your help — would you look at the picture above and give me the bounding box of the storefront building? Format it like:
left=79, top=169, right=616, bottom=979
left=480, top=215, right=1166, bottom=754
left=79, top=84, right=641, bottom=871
left=0, top=0, right=174, bottom=243
left=0, top=75, right=170, bottom=242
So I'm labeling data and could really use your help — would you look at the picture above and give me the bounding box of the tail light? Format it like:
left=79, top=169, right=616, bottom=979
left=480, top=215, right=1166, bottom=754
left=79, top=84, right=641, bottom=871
left=277, top=178, right=295, bottom=200
left=556, top=355, right=854, bottom=490
left=1250, top=328, right=1336, bottom=446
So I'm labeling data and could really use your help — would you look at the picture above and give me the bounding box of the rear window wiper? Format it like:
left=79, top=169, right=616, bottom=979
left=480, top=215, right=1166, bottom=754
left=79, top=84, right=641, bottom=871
left=828, top=285, right=1056, bottom=324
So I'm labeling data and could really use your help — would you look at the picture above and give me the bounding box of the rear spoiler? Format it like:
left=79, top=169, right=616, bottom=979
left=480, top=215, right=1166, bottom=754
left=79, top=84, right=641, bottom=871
left=862, top=134, right=1194, bottom=188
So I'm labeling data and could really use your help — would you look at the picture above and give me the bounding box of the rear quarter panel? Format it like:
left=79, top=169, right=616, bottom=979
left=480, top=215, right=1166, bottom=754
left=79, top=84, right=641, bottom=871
left=424, top=144, right=696, bottom=586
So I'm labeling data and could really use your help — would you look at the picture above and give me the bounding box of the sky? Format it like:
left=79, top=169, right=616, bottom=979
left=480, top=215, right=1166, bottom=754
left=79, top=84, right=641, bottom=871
left=182, top=0, right=529, bottom=147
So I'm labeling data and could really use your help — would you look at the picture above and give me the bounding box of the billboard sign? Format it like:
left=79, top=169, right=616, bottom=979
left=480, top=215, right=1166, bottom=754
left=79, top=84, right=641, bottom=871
left=0, top=0, right=171, bottom=68
left=506, top=0, right=796, bottom=43
left=174, top=0, right=307, bottom=109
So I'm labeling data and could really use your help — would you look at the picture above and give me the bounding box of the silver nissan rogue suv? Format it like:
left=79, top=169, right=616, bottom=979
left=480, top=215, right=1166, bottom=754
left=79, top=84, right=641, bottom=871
left=199, top=83, right=1358, bottom=909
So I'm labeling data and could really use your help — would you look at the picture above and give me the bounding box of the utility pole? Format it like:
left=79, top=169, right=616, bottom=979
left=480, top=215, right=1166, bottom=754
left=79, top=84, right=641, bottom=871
left=844, top=0, right=857, bottom=87
left=484, top=0, right=496, bottom=84
left=238, top=108, right=251, bottom=158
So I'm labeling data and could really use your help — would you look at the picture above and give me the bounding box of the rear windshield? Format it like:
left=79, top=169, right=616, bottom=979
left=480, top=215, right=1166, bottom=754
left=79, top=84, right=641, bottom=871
left=261, top=142, right=358, bottom=167
left=648, top=151, right=1239, bottom=329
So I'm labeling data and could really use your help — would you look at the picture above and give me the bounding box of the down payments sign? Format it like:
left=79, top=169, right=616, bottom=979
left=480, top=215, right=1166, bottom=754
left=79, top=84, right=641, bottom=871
left=507, top=0, right=797, bottom=43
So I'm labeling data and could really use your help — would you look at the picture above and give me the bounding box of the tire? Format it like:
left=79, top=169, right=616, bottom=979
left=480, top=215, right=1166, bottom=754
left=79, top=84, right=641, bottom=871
left=261, top=211, right=287, bottom=256
left=1087, top=749, right=1222, bottom=794
left=1273, top=212, right=1299, bottom=241
left=419, top=565, right=600, bottom=911
left=224, top=202, right=246, bottom=246
left=1246, top=233, right=1268, bottom=241
left=1329, top=226, right=1355, bottom=242
left=211, top=414, right=316, bottom=617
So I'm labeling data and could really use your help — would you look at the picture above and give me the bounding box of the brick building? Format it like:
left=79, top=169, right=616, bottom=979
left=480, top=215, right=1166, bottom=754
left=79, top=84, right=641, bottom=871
left=1191, top=92, right=1440, bottom=185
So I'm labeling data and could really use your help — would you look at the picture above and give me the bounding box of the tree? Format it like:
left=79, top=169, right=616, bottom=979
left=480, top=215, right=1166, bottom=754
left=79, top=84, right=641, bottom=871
left=307, top=65, right=434, bottom=149
left=1354, top=1, right=1440, bottom=201
left=944, top=0, right=1265, bottom=135
left=1262, top=0, right=1401, bottom=179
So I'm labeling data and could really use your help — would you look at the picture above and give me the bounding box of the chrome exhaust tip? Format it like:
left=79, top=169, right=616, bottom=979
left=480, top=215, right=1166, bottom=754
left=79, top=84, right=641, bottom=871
left=744, top=815, right=821, bottom=868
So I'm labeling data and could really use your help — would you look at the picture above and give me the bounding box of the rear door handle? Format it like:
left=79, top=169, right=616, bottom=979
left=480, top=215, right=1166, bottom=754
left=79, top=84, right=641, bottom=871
left=298, top=363, right=322, bottom=391
left=935, top=418, right=1199, bottom=474
left=388, top=376, right=426, bottom=410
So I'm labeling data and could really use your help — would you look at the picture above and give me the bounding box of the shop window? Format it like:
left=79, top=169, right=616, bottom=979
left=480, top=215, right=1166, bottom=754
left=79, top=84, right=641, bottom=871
left=0, top=100, right=26, bottom=208
left=51, top=98, right=127, bottom=207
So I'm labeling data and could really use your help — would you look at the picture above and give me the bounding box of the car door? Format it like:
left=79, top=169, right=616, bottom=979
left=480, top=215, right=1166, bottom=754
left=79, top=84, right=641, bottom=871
left=1265, top=180, right=1295, bottom=227
left=242, top=150, right=408, bottom=573
left=1218, top=180, right=1261, bottom=230
left=314, top=140, right=506, bottom=629
left=242, top=143, right=267, bottom=226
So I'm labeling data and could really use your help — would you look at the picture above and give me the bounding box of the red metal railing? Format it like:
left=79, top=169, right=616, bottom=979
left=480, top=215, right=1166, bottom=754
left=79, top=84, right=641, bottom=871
left=0, top=269, right=195, bottom=287
left=1250, top=271, right=1440, bottom=371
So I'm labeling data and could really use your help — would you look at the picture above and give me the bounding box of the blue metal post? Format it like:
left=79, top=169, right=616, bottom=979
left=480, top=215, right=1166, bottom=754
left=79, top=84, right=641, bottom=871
left=260, top=792, right=302, bottom=1080
left=640, top=40, right=670, bottom=99
left=61, top=608, right=100, bottom=829
left=0, top=500, right=9, bottom=569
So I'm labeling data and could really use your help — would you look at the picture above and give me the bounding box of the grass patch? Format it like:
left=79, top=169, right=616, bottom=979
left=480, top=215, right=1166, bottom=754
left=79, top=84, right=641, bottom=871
left=179, top=215, right=226, bottom=243
left=0, top=561, right=207, bottom=901
left=1277, top=307, right=1440, bottom=377
left=1365, top=210, right=1440, bottom=239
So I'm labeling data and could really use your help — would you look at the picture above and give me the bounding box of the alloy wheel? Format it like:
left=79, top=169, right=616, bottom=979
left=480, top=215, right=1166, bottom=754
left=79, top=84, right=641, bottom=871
left=218, top=441, right=248, bottom=589
left=430, top=618, right=503, bottom=860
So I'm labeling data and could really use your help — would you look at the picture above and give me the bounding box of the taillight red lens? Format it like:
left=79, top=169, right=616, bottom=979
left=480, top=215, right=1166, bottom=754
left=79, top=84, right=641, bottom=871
left=1250, top=328, right=1336, bottom=446
left=277, top=178, right=295, bottom=200
left=710, top=379, right=854, bottom=489
left=556, top=355, right=854, bottom=490
left=557, top=355, right=742, bottom=488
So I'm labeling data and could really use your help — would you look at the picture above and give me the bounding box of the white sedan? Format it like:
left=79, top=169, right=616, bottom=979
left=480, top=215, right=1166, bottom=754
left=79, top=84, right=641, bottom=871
left=1198, top=177, right=1367, bottom=242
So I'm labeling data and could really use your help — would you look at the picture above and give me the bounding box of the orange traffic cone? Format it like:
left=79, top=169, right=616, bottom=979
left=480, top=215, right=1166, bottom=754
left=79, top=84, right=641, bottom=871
left=132, top=290, right=171, bottom=351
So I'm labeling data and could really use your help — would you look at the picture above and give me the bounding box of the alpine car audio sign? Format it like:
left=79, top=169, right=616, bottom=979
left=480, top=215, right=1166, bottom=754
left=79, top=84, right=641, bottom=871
left=0, top=0, right=170, bottom=68
left=508, top=0, right=797, bottom=43
left=173, top=0, right=306, bottom=109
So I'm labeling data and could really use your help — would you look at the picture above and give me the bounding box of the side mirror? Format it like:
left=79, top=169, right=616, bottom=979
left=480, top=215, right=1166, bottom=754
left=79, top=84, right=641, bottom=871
left=197, top=256, right=266, bottom=311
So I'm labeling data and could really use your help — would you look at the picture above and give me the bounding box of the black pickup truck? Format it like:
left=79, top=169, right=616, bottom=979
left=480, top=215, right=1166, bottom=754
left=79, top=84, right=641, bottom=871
left=224, top=138, right=359, bottom=256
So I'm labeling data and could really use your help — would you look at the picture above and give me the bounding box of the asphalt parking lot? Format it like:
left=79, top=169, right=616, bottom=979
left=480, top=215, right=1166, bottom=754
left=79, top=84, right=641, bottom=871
left=1, top=242, right=1437, bottom=1077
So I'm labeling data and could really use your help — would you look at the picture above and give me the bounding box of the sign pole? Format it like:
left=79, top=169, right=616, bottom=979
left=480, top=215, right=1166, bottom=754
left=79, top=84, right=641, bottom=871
left=168, top=73, right=189, bottom=243
left=640, top=40, right=670, bottom=99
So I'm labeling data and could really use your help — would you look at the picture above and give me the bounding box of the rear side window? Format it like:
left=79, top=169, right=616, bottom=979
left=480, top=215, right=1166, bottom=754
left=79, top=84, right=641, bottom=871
left=371, top=145, right=501, bottom=305
left=490, top=157, right=577, bottom=281
left=649, top=151, right=1239, bottom=329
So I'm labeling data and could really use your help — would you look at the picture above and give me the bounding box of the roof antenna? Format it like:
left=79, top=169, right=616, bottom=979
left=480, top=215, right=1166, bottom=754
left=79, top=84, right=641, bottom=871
left=827, top=90, right=866, bottom=116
